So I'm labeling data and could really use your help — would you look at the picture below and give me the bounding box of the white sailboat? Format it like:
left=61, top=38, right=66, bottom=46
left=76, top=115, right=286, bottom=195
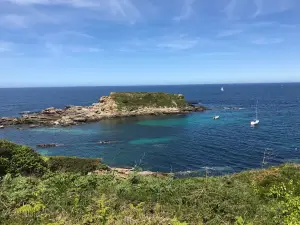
left=250, top=100, right=259, bottom=126
left=213, top=115, right=220, bottom=120
left=221, top=87, right=224, bottom=92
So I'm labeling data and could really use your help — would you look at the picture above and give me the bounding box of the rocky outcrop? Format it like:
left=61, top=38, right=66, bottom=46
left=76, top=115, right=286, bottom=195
left=37, top=143, right=63, bottom=148
left=93, top=167, right=169, bottom=178
left=0, top=92, right=208, bottom=128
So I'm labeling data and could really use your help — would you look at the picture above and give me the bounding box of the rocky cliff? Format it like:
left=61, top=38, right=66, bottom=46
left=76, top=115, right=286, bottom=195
left=0, top=92, right=207, bottom=128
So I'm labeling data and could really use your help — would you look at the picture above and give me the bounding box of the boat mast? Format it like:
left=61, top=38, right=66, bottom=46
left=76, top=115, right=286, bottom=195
left=255, top=100, right=258, bottom=120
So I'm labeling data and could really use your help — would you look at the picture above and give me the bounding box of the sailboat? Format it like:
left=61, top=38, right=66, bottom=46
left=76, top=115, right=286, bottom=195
left=250, top=100, right=259, bottom=126
left=221, top=87, right=224, bottom=92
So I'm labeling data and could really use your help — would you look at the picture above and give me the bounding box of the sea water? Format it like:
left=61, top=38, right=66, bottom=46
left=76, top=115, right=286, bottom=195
left=1, top=84, right=300, bottom=174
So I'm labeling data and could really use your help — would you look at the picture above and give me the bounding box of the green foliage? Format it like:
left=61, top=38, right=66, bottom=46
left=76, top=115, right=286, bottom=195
left=234, top=216, right=253, bottom=225
left=0, top=145, right=299, bottom=225
left=47, top=156, right=106, bottom=174
left=0, top=157, right=9, bottom=176
left=111, top=92, right=188, bottom=111
left=16, top=202, right=45, bottom=216
left=266, top=180, right=300, bottom=224
left=0, top=139, right=47, bottom=176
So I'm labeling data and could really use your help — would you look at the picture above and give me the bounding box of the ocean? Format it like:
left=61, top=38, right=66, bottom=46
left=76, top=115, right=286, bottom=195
left=1, top=84, right=300, bottom=175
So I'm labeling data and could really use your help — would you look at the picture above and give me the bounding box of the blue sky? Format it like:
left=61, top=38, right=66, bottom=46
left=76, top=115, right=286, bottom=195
left=0, top=0, right=300, bottom=87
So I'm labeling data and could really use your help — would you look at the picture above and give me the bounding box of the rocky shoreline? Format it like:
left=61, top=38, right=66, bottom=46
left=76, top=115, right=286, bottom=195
left=0, top=92, right=207, bottom=128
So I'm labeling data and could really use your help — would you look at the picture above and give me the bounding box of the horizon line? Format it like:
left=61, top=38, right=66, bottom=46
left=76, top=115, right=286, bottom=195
left=0, top=81, right=299, bottom=89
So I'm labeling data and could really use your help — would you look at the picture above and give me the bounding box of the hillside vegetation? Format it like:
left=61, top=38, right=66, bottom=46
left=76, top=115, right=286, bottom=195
left=110, top=92, right=188, bottom=111
left=1, top=139, right=300, bottom=225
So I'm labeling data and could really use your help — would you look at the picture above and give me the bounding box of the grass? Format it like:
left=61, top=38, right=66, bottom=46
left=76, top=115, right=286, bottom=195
left=1, top=140, right=300, bottom=224
left=1, top=164, right=300, bottom=224
left=110, top=92, right=188, bottom=111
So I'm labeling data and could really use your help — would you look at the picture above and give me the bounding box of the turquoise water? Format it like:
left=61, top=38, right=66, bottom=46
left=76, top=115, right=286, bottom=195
left=1, top=84, right=300, bottom=174
left=129, top=137, right=175, bottom=145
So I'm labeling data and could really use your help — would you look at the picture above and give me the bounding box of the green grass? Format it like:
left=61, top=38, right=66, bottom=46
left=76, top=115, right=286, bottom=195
left=110, top=92, right=188, bottom=111
left=1, top=164, right=300, bottom=224
left=1, top=140, right=300, bottom=224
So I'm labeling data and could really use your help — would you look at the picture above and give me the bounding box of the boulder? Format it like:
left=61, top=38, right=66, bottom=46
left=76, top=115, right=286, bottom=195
left=64, top=105, right=74, bottom=110
left=99, top=96, right=109, bottom=103
left=73, top=117, right=87, bottom=122
left=42, top=107, right=63, bottom=115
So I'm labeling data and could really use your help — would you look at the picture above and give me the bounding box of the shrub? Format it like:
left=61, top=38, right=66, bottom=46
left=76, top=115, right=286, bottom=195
left=0, top=140, right=47, bottom=177
left=111, top=92, right=188, bottom=111
left=47, top=156, right=105, bottom=174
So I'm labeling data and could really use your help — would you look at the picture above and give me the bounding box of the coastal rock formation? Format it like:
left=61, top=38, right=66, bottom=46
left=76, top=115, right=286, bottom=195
left=93, top=167, right=169, bottom=178
left=36, top=143, right=63, bottom=148
left=0, top=92, right=208, bottom=128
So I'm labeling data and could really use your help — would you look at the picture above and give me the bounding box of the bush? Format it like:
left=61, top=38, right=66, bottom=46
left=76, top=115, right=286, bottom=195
left=111, top=92, right=188, bottom=111
left=47, top=156, right=105, bottom=174
left=0, top=140, right=47, bottom=177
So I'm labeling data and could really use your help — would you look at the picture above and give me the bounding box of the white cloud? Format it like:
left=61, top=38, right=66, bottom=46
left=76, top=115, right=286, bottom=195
left=0, top=41, right=14, bottom=52
left=43, top=31, right=95, bottom=43
left=224, top=0, right=297, bottom=19
left=69, top=47, right=102, bottom=53
left=0, top=6, right=66, bottom=29
left=6, top=0, right=143, bottom=23
left=252, top=37, right=283, bottom=45
left=197, top=51, right=238, bottom=56
left=157, top=40, right=198, bottom=50
left=174, top=0, right=196, bottom=21
left=217, top=29, right=243, bottom=38
left=45, top=42, right=102, bottom=55
left=0, top=14, right=27, bottom=28
left=253, top=0, right=296, bottom=17
left=157, top=36, right=199, bottom=51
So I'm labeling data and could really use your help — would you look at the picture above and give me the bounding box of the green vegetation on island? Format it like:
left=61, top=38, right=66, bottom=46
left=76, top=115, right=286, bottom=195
left=110, top=92, right=189, bottom=111
left=1, top=139, right=300, bottom=224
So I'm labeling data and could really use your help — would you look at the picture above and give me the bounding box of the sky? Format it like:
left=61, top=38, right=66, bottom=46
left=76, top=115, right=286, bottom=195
left=0, top=0, right=300, bottom=87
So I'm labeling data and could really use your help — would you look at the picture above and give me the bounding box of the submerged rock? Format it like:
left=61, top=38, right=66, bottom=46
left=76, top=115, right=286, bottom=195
left=99, top=140, right=117, bottom=144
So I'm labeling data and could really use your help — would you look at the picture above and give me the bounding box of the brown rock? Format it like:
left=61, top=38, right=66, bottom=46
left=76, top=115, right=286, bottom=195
left=73, top=117, right=87, bottom=122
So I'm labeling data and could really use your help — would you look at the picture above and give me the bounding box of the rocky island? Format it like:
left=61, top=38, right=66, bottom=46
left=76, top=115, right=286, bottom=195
left=0, top=92, right=207, bottom=128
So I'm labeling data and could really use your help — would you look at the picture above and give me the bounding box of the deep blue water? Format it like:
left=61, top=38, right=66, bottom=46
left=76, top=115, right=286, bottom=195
left=1, top=84, right=300, bottom=174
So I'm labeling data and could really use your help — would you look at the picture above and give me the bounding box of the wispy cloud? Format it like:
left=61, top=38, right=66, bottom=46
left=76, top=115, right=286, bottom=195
left=156, top=34, right=200, bottom=51
left=5, top=0, right=143, bottom=23
left=253, top=0, right=296, bottom=17
left=217, top=29, right=243, bottom=38
left=0, top=14, right=27, bottom=28
left=45, top=42, right=102, bottom=55
left=174, top=0, right=196, bottom=21
left=197, top=51, right=238, bottom=56
left=0, top=41, right=14, bottom=52
left=252, top=37, right=283, bottom=45
left=43, top=30, right=100, bottom=55
left=224, top=0, right=297, bottom=19
left=43, top=31, right=95, bottom=43
left=157, top=39, right=198, bottom=50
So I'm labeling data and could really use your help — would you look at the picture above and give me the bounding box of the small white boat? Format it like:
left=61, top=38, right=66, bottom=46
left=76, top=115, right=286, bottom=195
left=0, top=125, right=4, bottom=129
left=250, top=119, right=259, bottom=126
left=221, top=87, right=224, bottom=92
left=250, top=100, right=259, bottom=127
left=213, top=115, right=220, bottom=120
